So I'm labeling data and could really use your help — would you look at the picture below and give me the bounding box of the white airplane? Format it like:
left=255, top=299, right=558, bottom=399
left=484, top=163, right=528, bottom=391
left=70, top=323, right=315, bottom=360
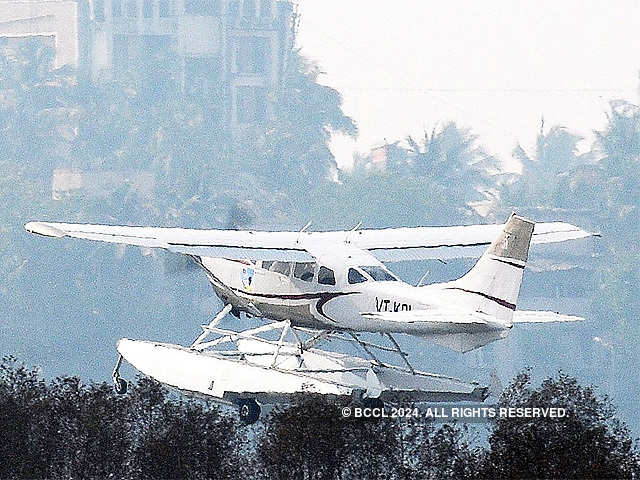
left=25, top=214, right=592, bottom=423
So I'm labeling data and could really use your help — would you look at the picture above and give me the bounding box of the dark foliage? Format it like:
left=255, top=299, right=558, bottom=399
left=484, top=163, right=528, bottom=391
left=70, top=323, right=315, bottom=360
left=479, top=370, right=640, bottom=479
left=2, top=357, right=639, bottom=479
left=0, top=356, right=245, bottom=480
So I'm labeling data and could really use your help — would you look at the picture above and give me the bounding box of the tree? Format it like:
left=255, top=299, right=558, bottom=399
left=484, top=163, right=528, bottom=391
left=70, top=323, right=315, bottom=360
left=407, top=123, right=498, bottom=201
left=0, top=356, right=50, bottom=479
left=256, top=396, right=477, bottom=480
left=0, top=358, right=248, bottom=479
left=126, top=377, right=244, bottom=480
left=302, top=122, right=498, bottom=229
left=481, top=371, right=640, bottom=479
left=498, top=123, right=595, bottom=210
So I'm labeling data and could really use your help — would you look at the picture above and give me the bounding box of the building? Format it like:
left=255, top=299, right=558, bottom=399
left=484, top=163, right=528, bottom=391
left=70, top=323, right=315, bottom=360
left=51, top=168, right=156, bottom=199
left=0, top=0, right=86, bottom=70
left=0, top=0, right=295, bottom=129
left=89, top=0, right=295, bottom=129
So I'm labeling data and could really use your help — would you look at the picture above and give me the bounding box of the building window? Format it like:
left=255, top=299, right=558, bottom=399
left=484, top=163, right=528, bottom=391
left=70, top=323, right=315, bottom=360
left=185, top=57, right=220, bottom=96
left=259, top=0, right=271, bottom=19
left=112, top=35, right=130, bottom=71
left=94, top=0, right=106, bottom=21
left=237, top=86, right=267, bottom=124
left=185, top=0, right=218, bottom=15
left=112, top=0, right=122, bottom=17
left=143, top=0, right=153, bottom=17
left=243, top=0, right=255, bottom=21
left=126, top=0, right=137, bottom=17
left=227, top=0, right=239, bottom=19
left=159, top=0, right=170, bottom=16
left=236, top=36, right=269, bottom=75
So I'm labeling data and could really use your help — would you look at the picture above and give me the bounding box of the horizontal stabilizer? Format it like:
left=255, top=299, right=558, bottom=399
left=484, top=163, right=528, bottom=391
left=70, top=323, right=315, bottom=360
left=362, top=309, right=510, bottom=352
left=512, top=311, right=585, bottom=323
left=422, top=331, right=509, bottom=353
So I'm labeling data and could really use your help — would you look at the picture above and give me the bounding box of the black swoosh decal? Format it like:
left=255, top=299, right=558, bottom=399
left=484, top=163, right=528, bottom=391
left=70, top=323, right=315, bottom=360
left=445, top=287, right=516, bottom=311
left=168, top=242, right=307, bottom=252
left=492, top=258, right=525, bottom=269
left=232, top=290, right=358, bottom=322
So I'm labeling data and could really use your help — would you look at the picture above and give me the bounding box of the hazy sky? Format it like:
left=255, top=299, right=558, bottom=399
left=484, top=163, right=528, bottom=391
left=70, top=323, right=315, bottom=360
left=296, top=0, right=640, bottom=171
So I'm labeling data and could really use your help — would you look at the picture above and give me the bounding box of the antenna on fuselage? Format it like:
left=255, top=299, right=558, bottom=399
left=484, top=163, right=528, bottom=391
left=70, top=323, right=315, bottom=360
left=296, top=221, right=312, bottom=244
left=345, top=221, right=362, bottom=244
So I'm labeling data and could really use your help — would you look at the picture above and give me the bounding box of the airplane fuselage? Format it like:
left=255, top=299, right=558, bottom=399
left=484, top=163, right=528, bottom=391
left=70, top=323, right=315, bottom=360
left=199, top=257, right=510, bottom=338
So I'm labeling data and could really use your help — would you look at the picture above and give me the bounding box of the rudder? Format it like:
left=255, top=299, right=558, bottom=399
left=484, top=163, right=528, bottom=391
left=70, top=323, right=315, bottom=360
left=445, top=214, right=534, bottom=323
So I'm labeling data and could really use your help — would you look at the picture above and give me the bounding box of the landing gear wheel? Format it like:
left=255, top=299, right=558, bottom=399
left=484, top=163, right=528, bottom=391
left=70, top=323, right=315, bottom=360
left=237, top=399, right=261, bottom=425
left=114, top=377, right=128, bottom=395
left=362, top=397, right=384, bottom=410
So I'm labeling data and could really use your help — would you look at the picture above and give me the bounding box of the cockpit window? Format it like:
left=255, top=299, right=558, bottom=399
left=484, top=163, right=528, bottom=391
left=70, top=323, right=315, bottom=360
left=361, top=265, right=398, bottom=281
left=270, top=261, right=292, bottom=276
left=294, top=262, right=315, bottom=282
left=317, top=266, right=336, bottom=285
left=348, top=268, right=367, bottom=284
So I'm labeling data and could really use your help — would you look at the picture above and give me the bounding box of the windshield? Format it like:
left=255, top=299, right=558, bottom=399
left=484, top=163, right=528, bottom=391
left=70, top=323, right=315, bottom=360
left=361, top=265, right=398, bottom=282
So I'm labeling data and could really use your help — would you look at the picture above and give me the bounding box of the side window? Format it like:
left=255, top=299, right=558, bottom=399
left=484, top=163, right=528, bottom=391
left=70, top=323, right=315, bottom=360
left=361, top=265, right=398, bottom=282
left=294, top=262, right=315, bottom=282
left=318, top=266, right=336, bottom=286
left=348, top=268, right=367, bottom=284
left=270, top=261, right=292, bottom=276
left=261, top=260, right=274, bottom=270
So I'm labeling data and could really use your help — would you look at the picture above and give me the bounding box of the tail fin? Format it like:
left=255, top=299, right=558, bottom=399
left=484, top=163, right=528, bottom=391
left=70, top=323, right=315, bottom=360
left=447, top=214, right=534, bottom=323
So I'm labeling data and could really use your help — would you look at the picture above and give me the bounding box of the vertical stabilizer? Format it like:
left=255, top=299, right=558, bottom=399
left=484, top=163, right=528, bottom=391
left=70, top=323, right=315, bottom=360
left=446, top=214, right=534, bottom=323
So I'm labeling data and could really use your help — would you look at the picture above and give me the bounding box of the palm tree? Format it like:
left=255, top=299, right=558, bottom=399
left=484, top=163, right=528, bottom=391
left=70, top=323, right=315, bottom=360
left=406, top=122, right=499, bottom=214
left=499, top=123, right=592, bottom=210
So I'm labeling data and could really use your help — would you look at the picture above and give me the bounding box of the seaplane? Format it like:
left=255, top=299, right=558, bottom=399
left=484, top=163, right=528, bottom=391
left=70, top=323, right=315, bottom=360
left=25, top=214, right=592, bottom=423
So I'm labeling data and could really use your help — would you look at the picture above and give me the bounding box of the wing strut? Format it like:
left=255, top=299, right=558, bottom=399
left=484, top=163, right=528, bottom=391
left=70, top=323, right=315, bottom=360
left=348, top=332, right=383, bottom=367
left=271, top=321, right=292, bottom=367
left=191, top=304, right=233, bottom=348
left=385, top=333, right=416, bottom=375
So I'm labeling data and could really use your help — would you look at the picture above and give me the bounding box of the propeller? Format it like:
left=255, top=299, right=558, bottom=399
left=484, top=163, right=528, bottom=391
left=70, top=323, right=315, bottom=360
left=225, top=202, right=253, bottom=230
left=162, top=201, right=255, bottom=275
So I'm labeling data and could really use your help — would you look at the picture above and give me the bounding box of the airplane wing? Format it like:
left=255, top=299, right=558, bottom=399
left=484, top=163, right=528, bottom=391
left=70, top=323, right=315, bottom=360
left=24, top=221, right=314, bottom=262
left=345, top=221, right=595, bottom=262
left=24, top=218, right=594, bottom=263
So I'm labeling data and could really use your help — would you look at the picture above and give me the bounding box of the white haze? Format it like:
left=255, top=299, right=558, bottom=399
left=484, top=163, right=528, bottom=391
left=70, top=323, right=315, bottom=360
left=297, top=0, right=640, bottom=172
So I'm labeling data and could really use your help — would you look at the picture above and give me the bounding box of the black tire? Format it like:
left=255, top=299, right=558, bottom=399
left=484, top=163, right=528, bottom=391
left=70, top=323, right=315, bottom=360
left=114, top=377, right=128, bottom=395
left=362, top=397, right=384, bottom=410
left=238, top=399, right=261, bottom=424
